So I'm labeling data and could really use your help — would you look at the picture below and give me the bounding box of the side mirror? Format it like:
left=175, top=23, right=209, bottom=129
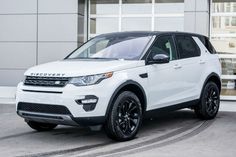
left=149, top=54, right=170, bottom=64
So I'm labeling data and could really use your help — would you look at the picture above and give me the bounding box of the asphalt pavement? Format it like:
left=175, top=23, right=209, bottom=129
left=0, top=101, right=236, bottom=157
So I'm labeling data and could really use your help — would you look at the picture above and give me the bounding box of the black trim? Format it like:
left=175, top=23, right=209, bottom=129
left=144, top=99, right=199, bottom=118
left=105, top=80, right=147, bottom=118
left=24, top=76, right=69, bottom=87
left=75, top=95, right=98, bottom=112
left=72, top=116, right=105, bottom=126
left=173, top=34, right=181, bottom=59
left=22, top=89, right=63, bottom=94
left=202, top=72, right=221, bottom=93
left=139, top=73, right=148, bottom=78
left=17, top=102, right=72, bottom=115
left=83, top=104, right=96, bottom=112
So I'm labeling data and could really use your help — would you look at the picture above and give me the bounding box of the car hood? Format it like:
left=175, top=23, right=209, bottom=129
left=25, top=59, right=145, bottom=77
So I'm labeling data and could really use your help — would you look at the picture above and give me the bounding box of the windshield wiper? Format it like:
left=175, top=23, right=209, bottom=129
left=66, top=57, right=119, bottom=60
left=89, top=57, right=119, bottom=60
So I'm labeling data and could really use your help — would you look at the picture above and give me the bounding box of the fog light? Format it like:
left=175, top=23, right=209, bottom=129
left=75, top=95, right=98, bottom=112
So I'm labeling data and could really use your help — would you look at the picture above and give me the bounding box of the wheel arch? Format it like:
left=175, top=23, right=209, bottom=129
left=202, top=72, right=221, bottom=93
left=105, top=80, right=147, bottom=119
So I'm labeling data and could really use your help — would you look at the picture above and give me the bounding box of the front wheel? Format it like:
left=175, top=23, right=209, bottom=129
left=27, top=121, right=57, bottom=131
left=194, top=81, right=220, bottom=120
left=104, top=91, right=143, bottom=141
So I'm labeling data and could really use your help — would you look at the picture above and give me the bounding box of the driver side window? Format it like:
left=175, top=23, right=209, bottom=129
left=149, top=35, right=177, bottom=61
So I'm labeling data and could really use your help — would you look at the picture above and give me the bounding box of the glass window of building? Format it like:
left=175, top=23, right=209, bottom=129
left=154, top=17, right=184, bottom=31
left=155, top=0, right=184, bottom=14
left=122, top=0, right=152, bottom=14
left=211, top=0, right=236, bottom=99
left=121, top=0, right=152, bottom=31
left=121, top=17, right=152, bottom=31
left=90, top=0, right=119, bottom=14
left=90, top=18, right=119, bottom=35
left=89, top=0, right=119, bottom=37
left=89, top=0, right=184, bottom=38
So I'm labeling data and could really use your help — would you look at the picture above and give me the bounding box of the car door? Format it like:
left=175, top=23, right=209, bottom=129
left=146, top=35, right=185, bottom=110
left=173, top=35, right=204, bottom=102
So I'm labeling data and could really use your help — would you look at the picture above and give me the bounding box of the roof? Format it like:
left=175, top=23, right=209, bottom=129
left=96, top=31, right=206, bottom=38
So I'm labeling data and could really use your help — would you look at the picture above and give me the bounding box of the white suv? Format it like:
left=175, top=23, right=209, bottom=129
left=16, top=32, right=221, bottom=141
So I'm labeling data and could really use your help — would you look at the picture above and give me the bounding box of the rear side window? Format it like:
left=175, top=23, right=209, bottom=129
left=198, top=36, right=217, bottom=54
left=175, top=35, right=200, bottom=59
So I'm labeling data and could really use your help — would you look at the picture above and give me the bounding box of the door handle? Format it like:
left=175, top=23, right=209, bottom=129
left=199, top=60, right=206, bottom=64
left=173, top=64, right=182, bottom=69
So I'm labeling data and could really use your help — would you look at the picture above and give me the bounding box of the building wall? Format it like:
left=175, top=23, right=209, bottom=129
left=0, top=0, right=85, bottom=86
left=184, top=0, right=210, bottom=36
left=0, top=0, right=210, bottom=87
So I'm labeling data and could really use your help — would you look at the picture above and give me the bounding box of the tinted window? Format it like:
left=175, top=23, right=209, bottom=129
left=198, top=36, right=206, bottom=46
left=148, top=35, right=177, bottom=61
left=205, top=37, right=217, bottom=54
left=198, top=36, right=217, bottom=54
left=176, top=35, right=200, bottom=59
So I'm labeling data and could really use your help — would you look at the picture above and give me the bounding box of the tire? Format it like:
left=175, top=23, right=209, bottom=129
left=194, top=81, right=220, bottom=120
left=27, top=121, right=57, bottom=131
left=104, top=91, right=143, bottom=141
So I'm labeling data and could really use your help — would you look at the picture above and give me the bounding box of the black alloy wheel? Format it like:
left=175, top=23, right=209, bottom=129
left=117, top=98, right=141, bottom=136
left=204, top=85, right=220, bottom=116
left=194, top=81, right=220, bottom=120
left=104, top=91, right=142, bottom=141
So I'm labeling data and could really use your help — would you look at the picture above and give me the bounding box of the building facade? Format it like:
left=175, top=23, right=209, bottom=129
left=0, top=0, right=235, bottom=100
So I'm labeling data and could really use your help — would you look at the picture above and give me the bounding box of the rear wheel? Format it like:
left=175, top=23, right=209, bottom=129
left=104, top=91, right=143, bottom=141
left=27, top=121, right=57, bottom=131
left=194, top=81, right=220, bottom=120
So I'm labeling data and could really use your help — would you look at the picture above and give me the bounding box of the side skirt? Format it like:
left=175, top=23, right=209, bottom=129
left=144, top=99, right=199, bottom=118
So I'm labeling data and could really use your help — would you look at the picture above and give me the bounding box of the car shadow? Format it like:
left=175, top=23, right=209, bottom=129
left=23, top=110, right=199, bottom=142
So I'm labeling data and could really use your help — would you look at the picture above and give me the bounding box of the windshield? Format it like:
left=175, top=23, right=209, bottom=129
left=66, top=34, right=153, bottom=60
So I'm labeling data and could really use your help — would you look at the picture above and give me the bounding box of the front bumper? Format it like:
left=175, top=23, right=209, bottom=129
left=16, top=80, right=117, bottom=126
left=17, top=110, right=105, bottom=126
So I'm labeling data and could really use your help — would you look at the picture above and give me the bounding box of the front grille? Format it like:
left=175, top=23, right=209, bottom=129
left=17, top=102, right=72, bottom=115
left=24, top=76, right=70, bottom=87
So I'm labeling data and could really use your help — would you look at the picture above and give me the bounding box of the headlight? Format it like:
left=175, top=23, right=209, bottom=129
left=69, top=72, right=113, bottom=86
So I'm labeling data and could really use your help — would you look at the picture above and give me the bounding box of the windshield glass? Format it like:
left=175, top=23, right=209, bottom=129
left=67, top=34, right=153, bottom=60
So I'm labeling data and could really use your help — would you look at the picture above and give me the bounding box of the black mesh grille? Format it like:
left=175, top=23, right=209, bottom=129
left=17, top=102, right=71, bottom=115
left=24, top=76, right=70, bottom=87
